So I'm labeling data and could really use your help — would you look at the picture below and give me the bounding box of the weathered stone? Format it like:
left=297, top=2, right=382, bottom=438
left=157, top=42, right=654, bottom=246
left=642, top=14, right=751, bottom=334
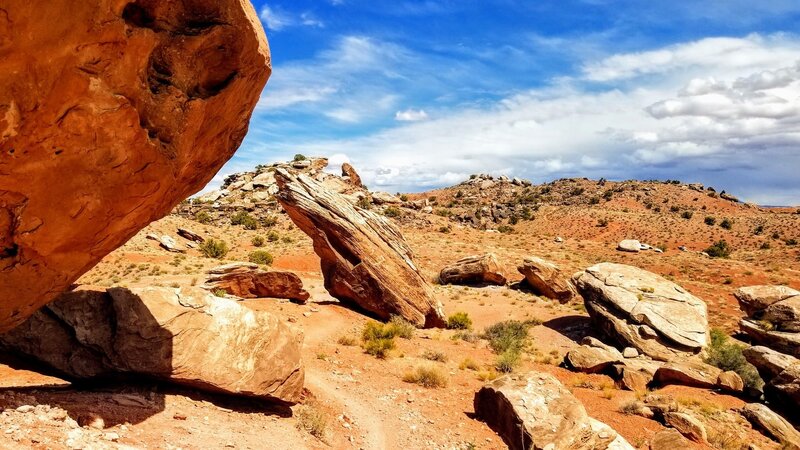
left=617, top=240, right=641, bottom=253
left=0, top=0, right=270, bottom=331
left=565, top=345, right=623, bottom=374
left=623, top=347, right=639, bottom=358
left=744, top=345, right=797, bottom=380
left=440, top=254, right=507, bottom=286
left=177, top=228, right=205, bottom=243
left=716, top=371, right=744, bottom=393
left=741, top=319, right=800, bottom=358
left=650, top=429, right=690, bottom=450
left=734, top=286, right=800, bottom=318
left=740, top=403, right=800, bottom=450
left=517, top=256, right=577, bottom=303
left=474, top=372, right=634, bottom=450
left=204, top=263, right=310, bottom=303
left=744, top=346, right=800, bottom=414
left=275, top=169, right=446, bottom=328
left=613, top=365, right=652, bottom=393
left=653, top=360, right=721, bottom=390
left=341, top=163, right=363, bottom=187
left=663, top=412, right=707, bottom=443
left=0, top=287, right=303, bottom=403
left=371, top=191, right=401, bottom=205
left=763, top=296, right=800, bottom=332
left=574, top=263, right=709, bottom=361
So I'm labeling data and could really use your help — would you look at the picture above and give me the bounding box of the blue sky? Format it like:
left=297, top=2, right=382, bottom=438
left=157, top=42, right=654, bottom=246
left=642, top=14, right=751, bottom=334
left=218, top=0, right=800, bottom=205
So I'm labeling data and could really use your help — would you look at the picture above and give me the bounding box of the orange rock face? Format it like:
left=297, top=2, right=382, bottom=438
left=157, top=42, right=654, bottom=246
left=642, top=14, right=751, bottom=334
left=0, top=0, right=270, bottom=331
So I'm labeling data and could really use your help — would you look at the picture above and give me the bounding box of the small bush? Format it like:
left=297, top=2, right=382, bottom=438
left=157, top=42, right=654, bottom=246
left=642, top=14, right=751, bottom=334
left=597, top=218, right=609, bottom=227
left=384, top=206, right=402, bottom=218
left=422, top=350, right=448, bottom=362
left=388, top=315, right=416, bottom=339
left=293, top=154, right=307, bottom=161
left=754, top=225, right=764, bottom=235
left=199, top=239, right=229, bottom=259
left=267, top=230, right=280, bottom=242
left=720, top=218, right=733, bottom=230
left=263, top=216, right=278, bottom=227
left=446, top=312, right=473, bottom=330
left=402, top=365, right=448, bottom=388
left=231, top=211, right=259, bottom=230
left=497, top=225, right=514, bottom=234
left=484, top=320, right=531, bottom=354
left=251, top=236, right=265, bottom=247
left=195, top=211, right=212, bottom=224
left=787, top=238, right=798, bottom=246
left=704, top=216, right=716, bottom=226
left=681, top=210, right=694, bottom=220
left=705, top=240, right=732, bottom=258
left=248, top=250, right=274, bottom=266
left=399, top=194, right=409, bottom=202
left=362, top=337, right=395, bottom=359
left=360, top=318, right=414, bottom=359
left=337, top=335, right=357, bottom=346
left=212, top=288, right=228, bottom=297
left=495, top=349, right=521, bottom=373
left=295, top=401, right=328, bottom=441
left=356, top=196, right=371, bottom=209
left=459, top=358, right=480, bottom=370
left=705, top=329, right=763, bottom=391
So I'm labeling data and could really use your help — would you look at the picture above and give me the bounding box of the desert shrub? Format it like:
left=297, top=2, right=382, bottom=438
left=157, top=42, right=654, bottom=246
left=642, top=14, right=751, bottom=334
left=787, top=238, right=798, bottom=246
left=251, top=236, right=265, bottom=247
left=293, top=154, right=307, bottom=161
left=212, top=288, right=228, bottom=297
left=760, top=242, right=771, bottom=250
left=402, top=365, right=448, bottom=388
left=387, top=315, right=416, bottom=339
left=195, top=211, right=212, bottom=224
left=384, top=206, right=401, bottom=218
left=422, top=350, right=448, bottom=362
left=589, top=197, right=600, bottom=205
left=295, top=401, right=328, bottom=441
left=199, top=239, right=229, bottom=259
left=231, top=211, right=259, bottom=230
left=705, top=240, right=732, bottom=258
left=438, top=226, right=451, bottom=234
left=497, top=225, right=514, bottom=234
left=362, top=335, right=395, bottom=359
left=435, top=208, right=452, bottom=217
left=356, top=196, right=371, bottom=209
left=754, top=225, right=764, bottom=235
left=399, top=194, right=409, bottom=202
left=704, top=216, right=716, bottom=226
left=459, top=358, right=480, bottom=370
left=484, top=320, right=531, bottom=354
left=495, top=350, right=521, bottom=373
left=248, top=250, right=273, bottom=266
left=705, top=329, right=763, bottom=391
left=337, top=335, right=357, bottom=346
left=447, top=312, right=473, bottom=330
left=681, top=210, right=694, bottom=219
left=267, top=230, right=280, bottom=242
left=263, top=216, right=278, bottom=227
left=670, top=205, right=680, bottom=213
left=719, top=218, right=733, bottom=230
left=603, top=190, right=613, bottom=201
left=597, top=218, right=609, bottom=227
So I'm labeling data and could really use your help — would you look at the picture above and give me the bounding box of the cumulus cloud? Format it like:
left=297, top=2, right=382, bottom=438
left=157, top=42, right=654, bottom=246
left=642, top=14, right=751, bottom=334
left=259, top=5, right=324, bottom=31
left=395, top=109, right=429, bottom=121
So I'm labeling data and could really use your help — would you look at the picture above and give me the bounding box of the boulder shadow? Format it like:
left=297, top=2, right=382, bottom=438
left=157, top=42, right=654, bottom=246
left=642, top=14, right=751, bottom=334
left=543, top=315, right=597, bottom=344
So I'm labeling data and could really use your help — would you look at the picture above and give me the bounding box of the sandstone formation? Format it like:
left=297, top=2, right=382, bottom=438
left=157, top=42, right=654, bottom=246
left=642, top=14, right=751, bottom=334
left=617, top=240, right=642, bottom=253
left=517, top=256, right=577, bottom=302
left=0, top=287, right=303, bottom=403
left=275, top=169, right=446, bottom=328
left=341, top=162, right=363, bottom=187
left=573, top=263, right=709, bottom=361
left=740, top=403, right=800, bottom=450
left=204, top=263, right=310, bottom=303
left=734, top=286, right=800, bottom=318
left=474, top=372, right=634, bottom=450
left=743, top=346, right=800, bottom=414
left=0, top=0, right=270, bottom=331
left=439, top=254, right=507, bottom=286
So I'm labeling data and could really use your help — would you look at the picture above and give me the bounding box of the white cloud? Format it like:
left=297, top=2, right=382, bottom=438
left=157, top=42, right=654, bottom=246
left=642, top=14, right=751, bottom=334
left=259, top=5, right=324, bottom=32
left=395, top=109, right=429, bottom=122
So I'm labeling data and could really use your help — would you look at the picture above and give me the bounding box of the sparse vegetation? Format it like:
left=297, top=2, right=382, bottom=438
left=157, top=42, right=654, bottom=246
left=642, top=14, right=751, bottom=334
left=422, top=350, right=447, bottom=362
left=195, top=210, right=212, bottom=224
left=705, top=328, right=763, bottom=391
left=704, top=240, right=732, bottom=258
left=248, top=250, right=274, bottom=266
left=293, top=154, right=307, bottom=162
left=384, top=206, right=401, bottom=218
left=251, top=236, right=265, bottom=247
left=295, top=401, right=328, bottom=441
left=681, top=210, right=694, bottom=220
left=704, top=216, right=716, bottom=226
left=719, top=218, right=733, bottom=230
left=231, top=211, right=259, bottom=230
left=402, top=365, right=448, bottom=388
left=199, top=239, right=229, bottom=259
left=446, top=312, right=473, bottom=330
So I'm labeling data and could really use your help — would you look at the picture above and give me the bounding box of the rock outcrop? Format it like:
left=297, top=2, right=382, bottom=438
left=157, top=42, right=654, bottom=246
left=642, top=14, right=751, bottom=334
left=0, top=287, right=303, bottom=403
left=341, top=163, right=363, bottom=187
left=517, top=256, right=577, bottom=302
left=744, top=346, right=800, bottom=414
left=439, top=254, right=506, bottom=286
left=0, top=0, right=270, bottom=331
left=204, top=263, right=310, bottom=303
left=573, top=263, right=709, bottom=361
left=740, top=403, right=800, bottom=450
left=734, top=286, right=800, bottom=318
left=275, top=169, right=446, bottom=328
left=474, top=372, right=634, bottom=450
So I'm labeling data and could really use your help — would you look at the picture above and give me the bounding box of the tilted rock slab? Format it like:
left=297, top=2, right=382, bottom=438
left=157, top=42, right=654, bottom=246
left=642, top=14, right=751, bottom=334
left=573, top=263, right=708, bottom=361
left=740, top=319, right=800, bottom=358
left=275, top=169, right=446, bottom=328
left=0, top=287, right=304, bottom=403
left=439, top=253, right=507, bottom=286
left=740, top=403, right=800, bottom=450
left=734, top=285, right=800, bottom=318
left=474, top=372, right=634, bottom=450
left=204, top=262, right=310, bottom=303
left=517, top=256, right=577, bottom=303
left=0, top=0, right=270, bottom=331
left=744, top=345, right=800, bottom=415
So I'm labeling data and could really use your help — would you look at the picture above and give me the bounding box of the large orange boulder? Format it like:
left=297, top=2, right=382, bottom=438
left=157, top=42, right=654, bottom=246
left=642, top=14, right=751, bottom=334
left=275, top=169, right=446, bottom=328
left=0, top=0, right=270, bottom=331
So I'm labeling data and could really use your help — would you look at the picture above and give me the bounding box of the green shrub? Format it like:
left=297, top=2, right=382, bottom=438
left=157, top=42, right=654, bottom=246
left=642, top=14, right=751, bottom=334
left=402, top=365, right=448, bottom=388
left=705, top=329, right=763, bottom=391
left=231, top=211, right=259, bottom=230
left=787, top=238, right=798, bottom=246
left=497, top=225, right=514, bottom=234
left=293, top=154, right=307, bottom=161
left=705, top=240, right=732, bottom=258
left=681, top=210, right=694, bottom=220
left=251, top=236, right=265, bottom=247
left=362, top=338, right=395, bottom=359
left=263, top=216, right=278, bottom=227
left=447, top=312, right=473, bottom=330
left=704, top=216, right=716, bottom=226
left=754, top=225, right=764, bottom=235
left=387, top=315, right=416, bottom=339
left=212, top=288, right=228, bottom=297
left=399, top=194, right=409, bottom=202
left=360, top=318, right=415, bottom=359
left=195, top=211, right=212, bottom=224
left=720, top=218, right=733, bottom=230
left=267, top=230, right=280, bottom=242
left=495, top=349, right=521, bottom=373
left=248, top=250, right=274, bottom=266
left=357, top=196, right=371, bottom=209
left=384, top=206, right=401, bottom=218
left=199, top=239, right=229, bottom=259
left=422, top=350, right=448, bottom=362
left=484, top=320, right=531, bottom=354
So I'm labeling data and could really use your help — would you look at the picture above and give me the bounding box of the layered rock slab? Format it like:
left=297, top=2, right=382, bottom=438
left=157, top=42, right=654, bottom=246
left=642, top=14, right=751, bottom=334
left=573, top=263, right=709, bottom=361
left=204, top=263, right=309, bottom=303
left=0, top=0, right=270, bottom=331
left=0, top=287, right=303, bottom=403
left=439, top=253, right=506, bottom=286
left=275, top=169, right=446, bottom=328
left=517, top=256, right=577, bottom=303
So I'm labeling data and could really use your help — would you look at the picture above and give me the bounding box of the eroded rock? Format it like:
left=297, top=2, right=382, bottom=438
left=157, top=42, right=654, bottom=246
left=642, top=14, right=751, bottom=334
left=0, top=287, right=304, bottom=403
left=517, top=256, right=577, bottom=303
left=734, top=286, right=800, bottom=318
left=0, top=0, right=270, bottom=331
left=204, top=263, right=310, bottom=303
left=440, top=253, right=507, bottom=286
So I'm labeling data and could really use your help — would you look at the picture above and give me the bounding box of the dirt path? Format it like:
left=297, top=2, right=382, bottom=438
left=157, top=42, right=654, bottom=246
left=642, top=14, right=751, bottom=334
left=302, top=305, right=393, bottom=449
